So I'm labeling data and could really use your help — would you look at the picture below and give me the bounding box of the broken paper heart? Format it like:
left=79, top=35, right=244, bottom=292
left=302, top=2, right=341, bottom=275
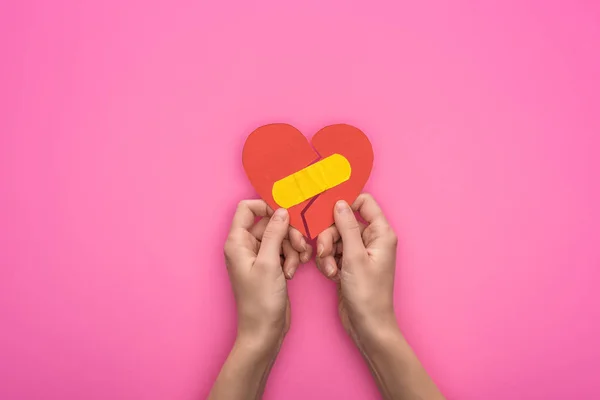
left=242, top=123, right=373, bottom=239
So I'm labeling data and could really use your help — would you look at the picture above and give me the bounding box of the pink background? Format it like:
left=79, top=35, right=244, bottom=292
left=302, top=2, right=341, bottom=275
left=1, top=1, right=600, bottom=399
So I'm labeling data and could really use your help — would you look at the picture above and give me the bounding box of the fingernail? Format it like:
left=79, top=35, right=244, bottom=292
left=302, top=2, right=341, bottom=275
left=336, top=200, right=350, bottom=214
left=301, top=252, right=309, bottom=263
left=287, top=269, right=295, bottom=279
left=300, top=237, right=307, bottom=251
left=317, top=244, right=324, bottom=257
left=326, top=262, right=336, bottom=277
left=273, top=208, right=288, bottom=221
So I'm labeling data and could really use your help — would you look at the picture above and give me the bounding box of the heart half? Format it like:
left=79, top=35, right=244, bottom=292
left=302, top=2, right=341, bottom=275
left=242, top=123, right=373, bottom=239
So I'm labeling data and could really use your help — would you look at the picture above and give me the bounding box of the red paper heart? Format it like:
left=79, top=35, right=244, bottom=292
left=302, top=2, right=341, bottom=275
left=242, top=124, right=373, bottom=238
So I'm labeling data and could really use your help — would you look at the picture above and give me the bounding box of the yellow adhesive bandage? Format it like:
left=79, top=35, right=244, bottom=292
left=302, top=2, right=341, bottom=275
left=272, top=153, right=351, bottom=208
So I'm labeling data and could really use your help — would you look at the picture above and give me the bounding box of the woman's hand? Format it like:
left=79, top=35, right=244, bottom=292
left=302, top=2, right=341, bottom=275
left=315, top=193, right=398, bottom=345
left=209, top=200, right=312, bottom=400
left=315, top=193, right=444, bottom=400
left=223, top=200, right=312, bottom=350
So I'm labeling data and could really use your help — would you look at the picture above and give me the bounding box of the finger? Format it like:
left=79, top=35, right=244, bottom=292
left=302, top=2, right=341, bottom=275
left=249, top=217, right=269, bottom=239
left=289, top=228, right=312, bottom=262
left=316, top=226, right=340, bottom=259
left=230, top=200, right=270, bottom=232
left=282, top=239, right=300, bottom=279
left=334, top=200, right=367, bottom=258
left=353, top=193, right=398, bottom=247
left=304, top=243, right=313, bottom=263
left=335, top=241, right=344, bottom=256
left=352, top=193, right=389, bottom=227
left=316, top=222, right=366, bottom=256
left=315, top=254, right=339, bottom=280
left=257, top=208, right=290, bottom=263
left=296, top=242, right=313, bottom=263
left=251, top=213, right=293, bottom=240
left=250, top=219, right=313, bottom=262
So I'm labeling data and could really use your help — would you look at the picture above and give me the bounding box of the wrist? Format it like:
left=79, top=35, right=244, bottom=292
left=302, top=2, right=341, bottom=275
left=236, top=328, right=283, bottom=358
left=353, top=312, right=403, bottom=353
left=210, top=333, right=280, bottom=399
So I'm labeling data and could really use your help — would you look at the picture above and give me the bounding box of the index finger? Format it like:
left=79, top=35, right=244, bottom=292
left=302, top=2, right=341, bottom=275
left=230, top=200, right=273, bottom=232
left=352, top=193, right=389, bottom=226
left=316, top=226, right=340, bottom=258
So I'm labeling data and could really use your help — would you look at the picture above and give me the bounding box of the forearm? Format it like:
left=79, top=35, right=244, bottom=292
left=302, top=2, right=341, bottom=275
left=208, top=336, right=280, bottom=400
left=358, top=322, right=444, bottom=400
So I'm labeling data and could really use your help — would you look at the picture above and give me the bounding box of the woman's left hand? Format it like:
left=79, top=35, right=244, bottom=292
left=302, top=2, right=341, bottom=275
left=224, top=200, right=312, bottom=350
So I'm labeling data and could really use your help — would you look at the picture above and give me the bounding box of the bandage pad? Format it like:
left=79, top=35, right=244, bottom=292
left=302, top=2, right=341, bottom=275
left=242, top=123, right=373, bottom=238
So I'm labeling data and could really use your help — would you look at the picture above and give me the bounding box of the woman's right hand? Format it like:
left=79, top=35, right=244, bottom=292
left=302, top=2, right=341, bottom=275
left=316, top=194, right=445, bottom=400
left=315, top=193, right=399, bottom=347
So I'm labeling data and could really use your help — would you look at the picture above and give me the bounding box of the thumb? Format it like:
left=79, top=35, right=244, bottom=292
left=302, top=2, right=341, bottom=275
left=257, top=208, right=289, bottom=262
left=334, top=200, right=366, bottom=258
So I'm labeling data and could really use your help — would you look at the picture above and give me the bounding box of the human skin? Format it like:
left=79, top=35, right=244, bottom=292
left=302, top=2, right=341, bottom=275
left=208, top=194, right=444, bottom=400
left=208, top=201, right=311, bottom=400
left=315, top=194, right=445, bottom=400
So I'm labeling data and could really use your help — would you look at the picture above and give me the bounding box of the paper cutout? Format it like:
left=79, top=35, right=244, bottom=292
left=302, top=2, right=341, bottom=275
left=242, top=123, right=373, bottom=239
left=272, top=153, right=352, bottom=209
